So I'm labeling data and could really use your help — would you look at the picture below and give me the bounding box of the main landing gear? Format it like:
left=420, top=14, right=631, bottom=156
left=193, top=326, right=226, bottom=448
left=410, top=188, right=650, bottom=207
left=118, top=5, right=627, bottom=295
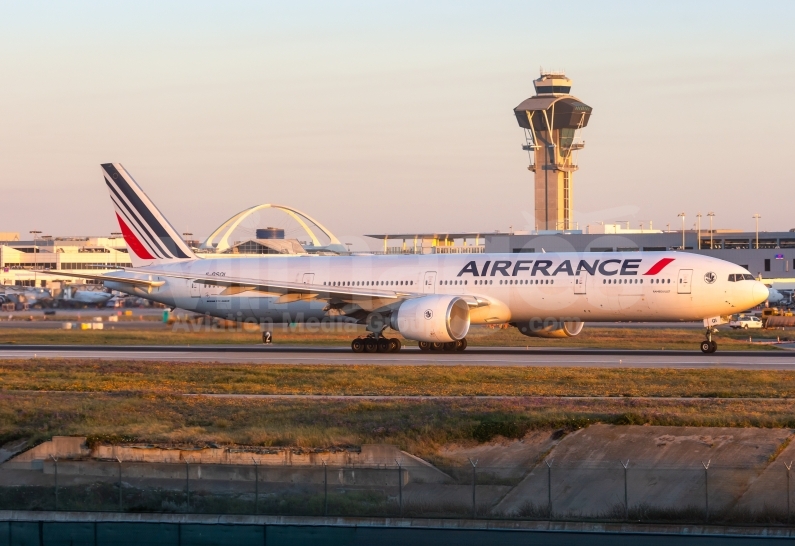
left=700, top=328, right=718, bottom=354
left=418, top=339, right=468, bottom=352
left=351, top=336, right=402, bottom=353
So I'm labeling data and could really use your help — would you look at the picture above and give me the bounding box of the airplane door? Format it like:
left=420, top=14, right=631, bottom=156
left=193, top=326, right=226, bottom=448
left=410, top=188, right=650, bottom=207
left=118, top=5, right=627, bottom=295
left=574, top=272, right=587, bottom=295
left=423, top=271, right=437, bottom=294
left=189, top=280, right=200, bottom=298
left=677, top=269, right=693, bottom=294
left=302, top=273, right=315, bottom=284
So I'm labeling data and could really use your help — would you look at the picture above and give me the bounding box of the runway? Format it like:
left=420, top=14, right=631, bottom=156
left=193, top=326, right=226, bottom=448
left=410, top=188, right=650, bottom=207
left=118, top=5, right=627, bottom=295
left=2, top=344, right=795, bottom=369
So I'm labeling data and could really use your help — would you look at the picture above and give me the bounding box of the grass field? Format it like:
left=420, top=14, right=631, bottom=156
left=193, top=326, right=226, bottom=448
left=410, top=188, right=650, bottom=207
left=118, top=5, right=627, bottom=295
left=4, top=360, right=795, bottom=456
left=3, top=360, right=795, bottom=398
left=3, top=391, right=795, bottom=458
left=0, top=324, right=789, bottom=349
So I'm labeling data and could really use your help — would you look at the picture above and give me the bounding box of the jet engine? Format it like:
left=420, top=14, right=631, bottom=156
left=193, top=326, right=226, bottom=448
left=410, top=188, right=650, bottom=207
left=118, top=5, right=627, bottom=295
left=390, top=295, right=470, bottom=343
left=515, top=320, right=584, bottom=338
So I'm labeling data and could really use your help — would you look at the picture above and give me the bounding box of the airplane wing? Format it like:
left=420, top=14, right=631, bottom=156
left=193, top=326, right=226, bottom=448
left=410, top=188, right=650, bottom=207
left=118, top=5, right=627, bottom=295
left=31, top=270, right=165, bottom=288
left=133, top=269, right=405, bottom=301
left=33, top=269, right=489, bottom=307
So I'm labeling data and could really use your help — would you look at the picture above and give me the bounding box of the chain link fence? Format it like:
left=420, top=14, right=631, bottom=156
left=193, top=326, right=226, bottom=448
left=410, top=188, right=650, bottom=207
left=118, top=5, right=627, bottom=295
left=1, top=459, right=793, bottom=525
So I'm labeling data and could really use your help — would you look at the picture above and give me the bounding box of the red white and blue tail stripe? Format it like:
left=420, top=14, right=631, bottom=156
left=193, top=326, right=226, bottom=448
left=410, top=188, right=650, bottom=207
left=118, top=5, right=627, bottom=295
left=102, top=163, right=196, bottom=267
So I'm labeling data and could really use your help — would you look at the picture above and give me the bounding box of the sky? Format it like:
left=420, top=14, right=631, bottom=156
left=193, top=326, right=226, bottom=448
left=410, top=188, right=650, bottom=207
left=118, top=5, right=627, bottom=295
left=1, top=1, right=793, bottom=250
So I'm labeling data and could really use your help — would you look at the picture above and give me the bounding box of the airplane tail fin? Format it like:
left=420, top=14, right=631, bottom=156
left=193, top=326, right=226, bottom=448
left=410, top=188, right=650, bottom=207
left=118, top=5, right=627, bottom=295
left=101, top=163, right=197, bottom=268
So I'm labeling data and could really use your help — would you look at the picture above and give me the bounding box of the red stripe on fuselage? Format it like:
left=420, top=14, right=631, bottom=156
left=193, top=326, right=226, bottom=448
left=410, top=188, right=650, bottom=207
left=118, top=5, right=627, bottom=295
left=116, top=212, right=155, bottom=260
left=643, top=257, right=675, bottom=275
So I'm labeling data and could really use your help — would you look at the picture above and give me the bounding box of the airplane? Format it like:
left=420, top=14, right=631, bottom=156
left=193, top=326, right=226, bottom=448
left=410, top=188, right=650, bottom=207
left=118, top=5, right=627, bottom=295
left=54, top=285, right=114, bottom=308
left=0, top=287, right=53, bottom=309
left=765, top=286, right=785, bottom=305
left=50, top=163, right=769, bottom=354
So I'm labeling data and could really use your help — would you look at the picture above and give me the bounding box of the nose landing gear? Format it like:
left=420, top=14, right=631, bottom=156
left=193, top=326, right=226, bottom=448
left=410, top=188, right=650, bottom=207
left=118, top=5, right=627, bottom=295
left=700, top=328, right=718, bottom=353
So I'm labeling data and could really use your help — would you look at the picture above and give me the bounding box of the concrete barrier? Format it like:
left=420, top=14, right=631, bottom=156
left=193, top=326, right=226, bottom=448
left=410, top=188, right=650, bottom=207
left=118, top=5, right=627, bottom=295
left=3, top=437, right=90, bottom=470
left=4, top=439, right=448, bottom=483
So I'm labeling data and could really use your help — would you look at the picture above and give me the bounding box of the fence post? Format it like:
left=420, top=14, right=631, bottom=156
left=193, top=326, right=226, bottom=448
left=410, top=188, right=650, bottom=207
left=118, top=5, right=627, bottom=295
left=185, top=460, right=190, bottom=512
left=395, top=459, right=403, bottom=517
left=622, top=460, right=630, bottom=520
left=469, top=458, right=478, bottom=519
left=545, top=459, right=553, bottom=519
left=253, top=458, right=259, bottom=515
left=117, top=457, right=123, bottom=512
left=50, top=456, right=58, bottom=511
left=702, top=460, right=710, bottom=523
left=786, top=461, right=792, bottom=525
left=323, top=461, right=328, bottom=517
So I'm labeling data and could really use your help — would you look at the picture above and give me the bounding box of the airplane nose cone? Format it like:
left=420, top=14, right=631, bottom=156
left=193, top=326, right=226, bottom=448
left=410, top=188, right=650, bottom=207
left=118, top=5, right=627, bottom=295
left=752, top=282, right=769, bottom=305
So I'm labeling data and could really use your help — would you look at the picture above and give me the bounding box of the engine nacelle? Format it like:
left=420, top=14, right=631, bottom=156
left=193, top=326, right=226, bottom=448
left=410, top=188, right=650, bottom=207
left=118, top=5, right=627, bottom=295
left=391, top=295, right=470, bottom=343
left=515, top=320, right=584, bottom=338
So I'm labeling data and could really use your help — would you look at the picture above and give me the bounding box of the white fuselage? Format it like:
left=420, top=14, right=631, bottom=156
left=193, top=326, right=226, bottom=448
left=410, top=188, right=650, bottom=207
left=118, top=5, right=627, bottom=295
left=104, top=251, right=768, bottom=325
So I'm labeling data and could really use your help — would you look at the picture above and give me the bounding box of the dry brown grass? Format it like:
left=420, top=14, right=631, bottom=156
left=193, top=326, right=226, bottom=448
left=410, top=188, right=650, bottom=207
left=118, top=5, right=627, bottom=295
left=3, top=391, right=795, bottom=457
left=3, top=360, right=795, bottom=398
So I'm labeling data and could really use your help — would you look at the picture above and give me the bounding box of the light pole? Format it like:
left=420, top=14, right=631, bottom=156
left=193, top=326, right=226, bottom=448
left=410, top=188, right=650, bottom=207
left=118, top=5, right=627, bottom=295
left=41, top=236, right=52, bottom=284
left=29, top=230, right=41, bottom=287
left=696, top=213, right=702, bottom=250
left=707, top=212, right=715, bottom=249
left=677, top=213, right=686, bottom=249
left=753, top=214, right=761, bottom=249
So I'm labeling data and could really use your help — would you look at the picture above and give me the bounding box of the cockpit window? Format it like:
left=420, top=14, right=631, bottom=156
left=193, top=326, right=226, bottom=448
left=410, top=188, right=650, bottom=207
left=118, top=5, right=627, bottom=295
left=743, top=274, right=754, bottom=280
left=729, top=273, right=755, bottom=282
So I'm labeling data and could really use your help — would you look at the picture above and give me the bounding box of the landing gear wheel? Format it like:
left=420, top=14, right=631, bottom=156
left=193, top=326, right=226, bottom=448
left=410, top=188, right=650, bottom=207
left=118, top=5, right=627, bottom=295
left=430, top=342, right=444, bottom=351
left=351, top=338, right=365, bottom=353
left=442, top=342, right=457, bottom=352
left=701, top=327, right=718, bottom=354
left=364, top=338, right=378, bottom=353
left=455, top=338, right=468, bottom=352
left=388, top=338, right=402, bottom=352
left=418, top=341, right=431, bottom=352
left=377, top=338, right=391, bottom=353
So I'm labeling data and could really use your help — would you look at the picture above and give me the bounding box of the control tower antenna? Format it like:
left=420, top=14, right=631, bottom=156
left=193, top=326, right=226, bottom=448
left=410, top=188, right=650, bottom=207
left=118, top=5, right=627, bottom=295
left=513, top=70, right=593, bottom=231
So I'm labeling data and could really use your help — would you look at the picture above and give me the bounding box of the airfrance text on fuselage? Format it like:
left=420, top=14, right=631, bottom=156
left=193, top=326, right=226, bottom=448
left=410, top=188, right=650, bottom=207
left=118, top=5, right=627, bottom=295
left=456, top=258, right=673, bottom=277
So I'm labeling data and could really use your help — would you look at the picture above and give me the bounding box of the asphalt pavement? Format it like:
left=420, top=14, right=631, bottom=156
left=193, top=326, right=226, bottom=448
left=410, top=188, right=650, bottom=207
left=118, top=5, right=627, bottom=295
left=1, top=344, right=794, bottom=369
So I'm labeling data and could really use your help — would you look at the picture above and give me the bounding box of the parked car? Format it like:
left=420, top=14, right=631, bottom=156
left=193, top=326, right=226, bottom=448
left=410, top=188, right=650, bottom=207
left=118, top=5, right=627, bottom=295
left=729, top=315, right=763, bottom=329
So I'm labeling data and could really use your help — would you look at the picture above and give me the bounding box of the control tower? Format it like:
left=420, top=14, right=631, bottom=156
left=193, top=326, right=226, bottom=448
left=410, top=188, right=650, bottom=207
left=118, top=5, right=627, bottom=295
left=514, top=71, right=592, bottom=231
